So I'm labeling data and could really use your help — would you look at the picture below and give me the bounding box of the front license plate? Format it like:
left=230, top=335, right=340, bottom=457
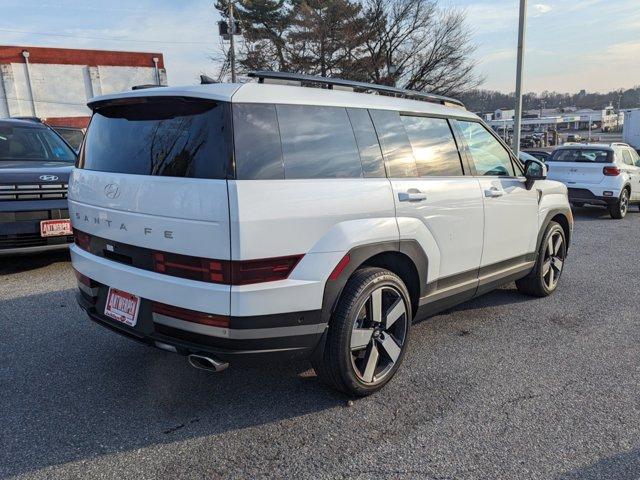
left=40, top=219, right=72, bottom=237
left=104, top=288, right=140, bottom=327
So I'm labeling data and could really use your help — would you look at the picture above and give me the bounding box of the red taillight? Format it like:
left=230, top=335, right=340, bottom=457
left=73, top=228, right=91, bottom=252
left=153, top=252, right=230, bottom=283
left=73, top=268, right=94, bottom=287
left=151, top=302, right=229, bottom=328
left=603, top=166, right=620, bottom=176
left=329, top=254, right=351, bottom=281
left=230, top=255, right=303, bottom=285
left=152, top=251, right=302, bottom=285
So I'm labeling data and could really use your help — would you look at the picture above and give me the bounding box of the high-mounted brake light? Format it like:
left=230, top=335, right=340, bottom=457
left=603, top=166, right=620, bottom=176
left=152, top=302, right=229, bottom=328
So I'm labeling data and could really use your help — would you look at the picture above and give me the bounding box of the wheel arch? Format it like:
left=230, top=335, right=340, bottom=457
left=319, top=240, right=428, bottom=327
left=538, top=207, right=573, bottom=253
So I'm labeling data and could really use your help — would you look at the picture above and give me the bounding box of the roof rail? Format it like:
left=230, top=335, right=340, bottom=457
left=247, top=71, right=465, bottom=108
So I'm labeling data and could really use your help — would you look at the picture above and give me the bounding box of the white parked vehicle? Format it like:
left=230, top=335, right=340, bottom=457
left=69, top=72, right=572, bottom=396
left=546, top=143, right=640, bottom=219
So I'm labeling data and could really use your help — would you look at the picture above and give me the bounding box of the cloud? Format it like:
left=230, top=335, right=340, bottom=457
left=533, top=3, right=552, bottom=15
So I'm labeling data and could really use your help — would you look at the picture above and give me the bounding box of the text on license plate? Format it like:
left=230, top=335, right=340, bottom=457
left=40, top=219, right=72, bottom=237
left=104, top=288, right=140, bottom=327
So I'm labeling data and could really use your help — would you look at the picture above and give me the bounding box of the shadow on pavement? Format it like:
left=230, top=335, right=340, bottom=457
left=1, top=288, right=343, bottom=478
left=571, top=205, right=638, bottom=222
left=0, top=249, right=70, bottom=275
left=557, top=449, right=640, bottom=480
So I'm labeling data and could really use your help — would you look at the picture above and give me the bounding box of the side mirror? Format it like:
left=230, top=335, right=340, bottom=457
left=524, top=158, right=547, bottom=189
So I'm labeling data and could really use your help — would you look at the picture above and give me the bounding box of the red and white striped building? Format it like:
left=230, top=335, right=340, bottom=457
left=0, top=46, right=167, bottom=128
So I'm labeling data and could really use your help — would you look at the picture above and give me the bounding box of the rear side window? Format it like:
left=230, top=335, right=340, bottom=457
left=83, top=98, right=232, bottom=179
left=369, top=109, right=418, bottom=178
left=621, top=149, right=634, bottom=166
left=400, top=116, right=463, bottom=176
left=548, top=148, right=612, bottom=163
left=276, top=105, right=362, bottom=179
left=346, top=108, right=386, bottom=178
left=457, top=121, right=515, bottom=176
left=233, top=104, right=284, bottom=179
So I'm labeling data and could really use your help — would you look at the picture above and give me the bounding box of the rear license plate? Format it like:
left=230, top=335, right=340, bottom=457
left=40, top=219, right=72, bottom=237
left=104, top=288, right=140, bottom=327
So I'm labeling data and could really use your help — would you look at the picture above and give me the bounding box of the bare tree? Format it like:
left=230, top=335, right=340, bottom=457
left=362, top=0, right=482, bottom=94
left=213, top=0, right=482, bottom=94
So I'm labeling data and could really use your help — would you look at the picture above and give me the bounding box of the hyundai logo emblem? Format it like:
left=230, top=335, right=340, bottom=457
left=39, top=175, right=59, bottom=181
left=104, top=184, right=121, bottom=199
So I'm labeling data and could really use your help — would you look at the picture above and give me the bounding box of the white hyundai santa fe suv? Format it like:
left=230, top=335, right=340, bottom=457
left=546, top=143, right=640, bottom=219
left=69, top=72, right=572, bottom=396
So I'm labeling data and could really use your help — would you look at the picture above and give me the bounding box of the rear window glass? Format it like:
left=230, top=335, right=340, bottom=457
left=369, top=109, right=417, bottom=178
left=400, top=115, right=463, bottom=176
left=82, top=98, right=232, bottom=179
left=276, top=105, right=362, bottom=179
left=0, top=125, right=76, bottom=162
left=548, top=149, right=612, bottom=163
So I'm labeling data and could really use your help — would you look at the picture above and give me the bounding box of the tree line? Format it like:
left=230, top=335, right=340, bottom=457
left=459, top=86, right=640, bottom=113
left=214, top=0, right=482, bottom=96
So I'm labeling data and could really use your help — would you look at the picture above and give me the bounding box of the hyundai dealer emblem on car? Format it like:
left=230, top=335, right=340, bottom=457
left=39, top=175, right=59, bottom=181
left=104, top=184, right=120, bottom=199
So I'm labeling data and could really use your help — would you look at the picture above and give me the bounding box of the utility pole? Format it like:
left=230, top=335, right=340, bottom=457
left=228, top=1, right=237, bottom=83
left=512, top=0, right=528, bottom=155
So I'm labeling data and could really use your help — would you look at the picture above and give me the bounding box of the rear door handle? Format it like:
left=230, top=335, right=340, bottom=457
left=398, top=190, right=427, bottom=202
left=484, top=187, right=504, bottom=198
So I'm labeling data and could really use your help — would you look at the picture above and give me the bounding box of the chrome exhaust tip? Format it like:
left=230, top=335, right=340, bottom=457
left=187, top=354, right=229, bottom=373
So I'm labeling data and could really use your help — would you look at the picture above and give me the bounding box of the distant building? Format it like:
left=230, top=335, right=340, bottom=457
left=487, top=105, right=621, bottom=133
left=0, top=45, right=167, bottom=128
left=494, top=108, right=515, bottom=120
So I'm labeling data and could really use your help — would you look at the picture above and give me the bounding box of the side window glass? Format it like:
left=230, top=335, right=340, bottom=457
left=629, top=149, right=640, bottom=166
left=622, top=149, right=634, bottom=166
left=276, top=105, right=362, bottom=179
left=346, top=108, right=386, bottom=178
left=400, top=115, right=463, bottom=176
left=369, top=109, right=418, bottom=178
left=233, top=103, right=284, bottom=179
left=458, top=121, right=516, bottom=176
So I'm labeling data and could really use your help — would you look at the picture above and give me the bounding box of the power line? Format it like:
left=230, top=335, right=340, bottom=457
left=0, top=28, right=214, bottom=46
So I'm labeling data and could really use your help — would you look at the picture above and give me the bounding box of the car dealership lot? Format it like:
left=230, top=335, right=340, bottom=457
left=2, top=208, right=640, bottom=480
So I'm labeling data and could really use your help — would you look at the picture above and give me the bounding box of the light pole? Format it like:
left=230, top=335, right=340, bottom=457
left=512, top=0, right=528, bottom=155
left=229, top=1, right=236, bottom=83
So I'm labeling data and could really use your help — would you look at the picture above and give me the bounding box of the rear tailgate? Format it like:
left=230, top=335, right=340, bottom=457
left=69, top=95, right=233, bottom=314
left=547, top=161, right=605, bottom=185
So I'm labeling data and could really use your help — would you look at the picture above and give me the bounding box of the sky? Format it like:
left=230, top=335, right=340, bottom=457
left=1, top=0, right=639, bottom=93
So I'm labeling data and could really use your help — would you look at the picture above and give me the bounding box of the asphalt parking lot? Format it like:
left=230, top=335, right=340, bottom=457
left=2, top=207, right=640, bottom=480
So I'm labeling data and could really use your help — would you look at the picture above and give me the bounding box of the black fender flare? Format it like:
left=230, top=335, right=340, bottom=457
left=536, top=207, right=573, bottom=254
left=318, top=240, right=428, bottom=325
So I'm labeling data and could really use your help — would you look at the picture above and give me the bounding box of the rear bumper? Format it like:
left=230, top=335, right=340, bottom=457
left=0, top=201, right=72, bottom=252
left=75, top=282, right=326, bottom=362
left=568, top=188, right=619, bottom=205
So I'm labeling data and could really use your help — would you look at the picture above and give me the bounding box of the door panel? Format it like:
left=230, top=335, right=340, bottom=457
left=476, top=177, right=539, bottom=266
left=391, top=177, right=484, bottom=281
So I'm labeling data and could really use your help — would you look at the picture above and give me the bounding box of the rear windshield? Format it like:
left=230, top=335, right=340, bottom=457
left=0, top=125, right=76, bottom=162
left=82, top=98, right=232, bottom=179
left=548, top=148, right=612, bottom=163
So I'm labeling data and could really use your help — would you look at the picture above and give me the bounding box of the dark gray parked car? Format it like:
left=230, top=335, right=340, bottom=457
left=0, top=118, right=76, bottom=254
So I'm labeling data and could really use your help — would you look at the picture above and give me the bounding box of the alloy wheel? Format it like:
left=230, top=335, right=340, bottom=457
left=349, top=286, right=408, bottom=385
left=620, top=191, right=629, bottom=216
left=542, top=231, right=565, bottom=290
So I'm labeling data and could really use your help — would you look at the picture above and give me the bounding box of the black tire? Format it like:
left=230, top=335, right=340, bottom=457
left=313, top=267, right=412, bottom=397
left=516, top=221, right=567, bottom=297
left=609, top=188, right=629, bottom=219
